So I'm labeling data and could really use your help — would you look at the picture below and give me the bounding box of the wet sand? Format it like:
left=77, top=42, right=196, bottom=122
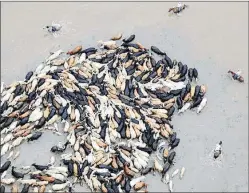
left=1, top=2, right=248, bottom=192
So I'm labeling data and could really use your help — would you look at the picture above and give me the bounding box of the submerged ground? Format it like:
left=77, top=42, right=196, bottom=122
left=1, top=2, right=248, bottom=192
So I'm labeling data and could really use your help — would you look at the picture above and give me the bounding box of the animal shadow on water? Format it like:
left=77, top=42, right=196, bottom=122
left=168, top=12, right=182, bottom=18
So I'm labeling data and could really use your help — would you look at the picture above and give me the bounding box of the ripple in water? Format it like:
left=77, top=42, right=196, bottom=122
left=43, top=20, right=77, bottom=39
left=199, top=149, right=225, bottom=168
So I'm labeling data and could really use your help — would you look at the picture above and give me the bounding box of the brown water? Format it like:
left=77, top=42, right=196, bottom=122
left=1, top=2, right=248, bottom=192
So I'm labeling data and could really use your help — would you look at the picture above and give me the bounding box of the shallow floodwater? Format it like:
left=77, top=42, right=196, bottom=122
left=1, top=2, right=248, bottom=192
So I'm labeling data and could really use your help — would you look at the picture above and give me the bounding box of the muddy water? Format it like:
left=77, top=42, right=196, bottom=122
left=1, top=2, right=248, bottom=192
